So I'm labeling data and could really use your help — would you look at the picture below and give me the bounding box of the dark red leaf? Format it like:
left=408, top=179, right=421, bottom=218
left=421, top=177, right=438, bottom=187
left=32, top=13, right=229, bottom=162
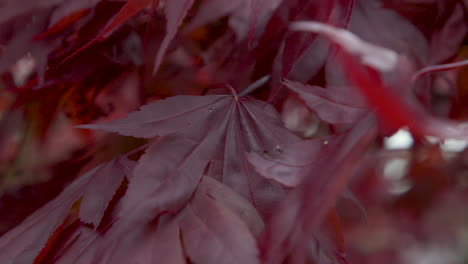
left=78, top=95, right=229, bottom=138
left=197, top=177, right=264, bottom=236
left=292, top=21, right=468, bottom=140
left=184, top=0, right=244, bottom=34
left=153, top=0, right=195, bottom=75
left=248, top=133, right=341, bottom=187
left=282, top=79, right=367, bottom=126
left=184, top=0, right=280, bottom=42
left=428, top=2, right=467, bottom=64
left=99, top=0, right=154, bottom=40
left=81, top=93, right=300, bottom=214
left=116, top=131, right=226, bottom=225
left=52, top=226, right=98, bottom=264
left=32, top=9, right=90, bottom=40
left=54, top=175, right=262, bottom=263
left=92, top=177, right=257, bottom=264
left=267, top=0, right=352, bottom=102
left=179, top=177, right=261, bottom=264
left=0, top=158, right=132, bottom=263
left=257, top=115, right=376, bottom=263
left=79, top=159, right=127, bottom=227
left=80, top=218, right=185, bottom=264
left=57, top=0, right=154, bottom=66
left=349, top=1, right=428, bottom=64
left=322, top=0, right=430, bottom=101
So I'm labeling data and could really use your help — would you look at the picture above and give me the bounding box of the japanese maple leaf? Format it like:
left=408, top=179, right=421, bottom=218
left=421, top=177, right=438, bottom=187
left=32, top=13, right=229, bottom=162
left=184, top=0, right=281, bottom=42
left=57, top=0, right=155, bottom=66
left=323, top=0, right=432, bottom=104
left=57, top=0, right=195, bottom=75
left=282, top=79, right=368, bottom=127
left=152, top=0, right=194, bottom=74
left=250, top=115, right=377, bottom=263
left=291, top=21, right=468, bottom=140
left=59, top=89, right=298, bottom=263
left=0, top=157, right=133, bottom=264
left=267, top=0, right=354, bottom=102
left=79, top=88, right=300, bottom=216
left=51, top=176, right=263, bottom=264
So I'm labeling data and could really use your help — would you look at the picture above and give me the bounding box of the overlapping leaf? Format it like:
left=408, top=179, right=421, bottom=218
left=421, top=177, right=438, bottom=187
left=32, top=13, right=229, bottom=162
left=58, top=0, right=154, bottom=65
left=152, top=0, right=195, bottom=75
left=253, top=115, right=377, bottom=263
left=249, top=133, right=342, bottom=188
left=51, top=176, right=263, bottom=264
left=291, top=21, right=468, bottom=140
left=267, top=0, right=354, bottom=102
left=184, top=0, right=281, bottom=42
left=282, top=79, right=368, bottom=126
left=179, top=177, right=261, bottom=264
left=0, top=157, right=132, bottom=264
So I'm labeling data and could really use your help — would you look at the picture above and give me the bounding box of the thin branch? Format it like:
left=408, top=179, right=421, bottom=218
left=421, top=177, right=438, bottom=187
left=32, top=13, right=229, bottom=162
left=412, top=59, right=468, bottom=82
left=344, top=0, right=356, bottom=28
left=239, top=75, right=271, bottom=97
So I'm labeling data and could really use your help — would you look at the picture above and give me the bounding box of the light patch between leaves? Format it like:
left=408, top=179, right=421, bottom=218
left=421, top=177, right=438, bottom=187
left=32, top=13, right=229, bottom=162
left=11, top=52, right=36, bottom=86
left=402, top=245, right=460, bottom=264
left=384, top=128, right=413, bottom=150
left=440, top=139, right=468, bottom=152
left=383, top=158, right=408, bottom=181
left=383, top=158, right=411, bottom=196
left=387, top=179, right=412, bottom=196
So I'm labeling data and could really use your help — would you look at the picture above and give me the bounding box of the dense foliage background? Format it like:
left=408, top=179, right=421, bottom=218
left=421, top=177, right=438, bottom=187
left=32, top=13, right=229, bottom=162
left=0, top=0, right=468, bottom=263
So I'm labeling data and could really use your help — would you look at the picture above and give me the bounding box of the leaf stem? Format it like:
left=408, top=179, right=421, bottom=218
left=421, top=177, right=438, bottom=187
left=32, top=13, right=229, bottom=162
left=202, top=83, right=238, bottom=98
left=239, top=75, right=271, bottom=97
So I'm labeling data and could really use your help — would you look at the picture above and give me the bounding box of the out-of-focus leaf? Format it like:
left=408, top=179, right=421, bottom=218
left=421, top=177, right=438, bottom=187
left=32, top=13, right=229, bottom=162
left=184, top=0, right=281, bottom=42
left=0, top=157, right=132, bottom=264
left=322, top=0, right=431, bottom=103
left=32, top=9, right=90, bottom=40
left=258, top=115, right=376, bottom=264
left=153, top=0, right=195, bottom=75
left=267, top=0, right=339, bottom=102
left=291, top=21, right=468, bottom=140
left=0, top=10, right=50, bottom=74
left=350, top=0, right=428, bottom=64
left=55, top=176, right=262, bottom=263
left=58, top=0, right=154, bottom=66
left=428, top=3, right=467, bottom=64
left=291, top=21, right=400, bottom=73
left=183, top=0, right=243, bottom=34
left=0, top=0, right=64, bottom=24
left=283, top=79, right=367, bottom=126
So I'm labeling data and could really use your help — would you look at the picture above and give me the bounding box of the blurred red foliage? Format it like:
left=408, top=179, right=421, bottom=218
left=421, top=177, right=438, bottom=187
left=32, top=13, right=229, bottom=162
left=0, top=0, right=467, bottom=263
